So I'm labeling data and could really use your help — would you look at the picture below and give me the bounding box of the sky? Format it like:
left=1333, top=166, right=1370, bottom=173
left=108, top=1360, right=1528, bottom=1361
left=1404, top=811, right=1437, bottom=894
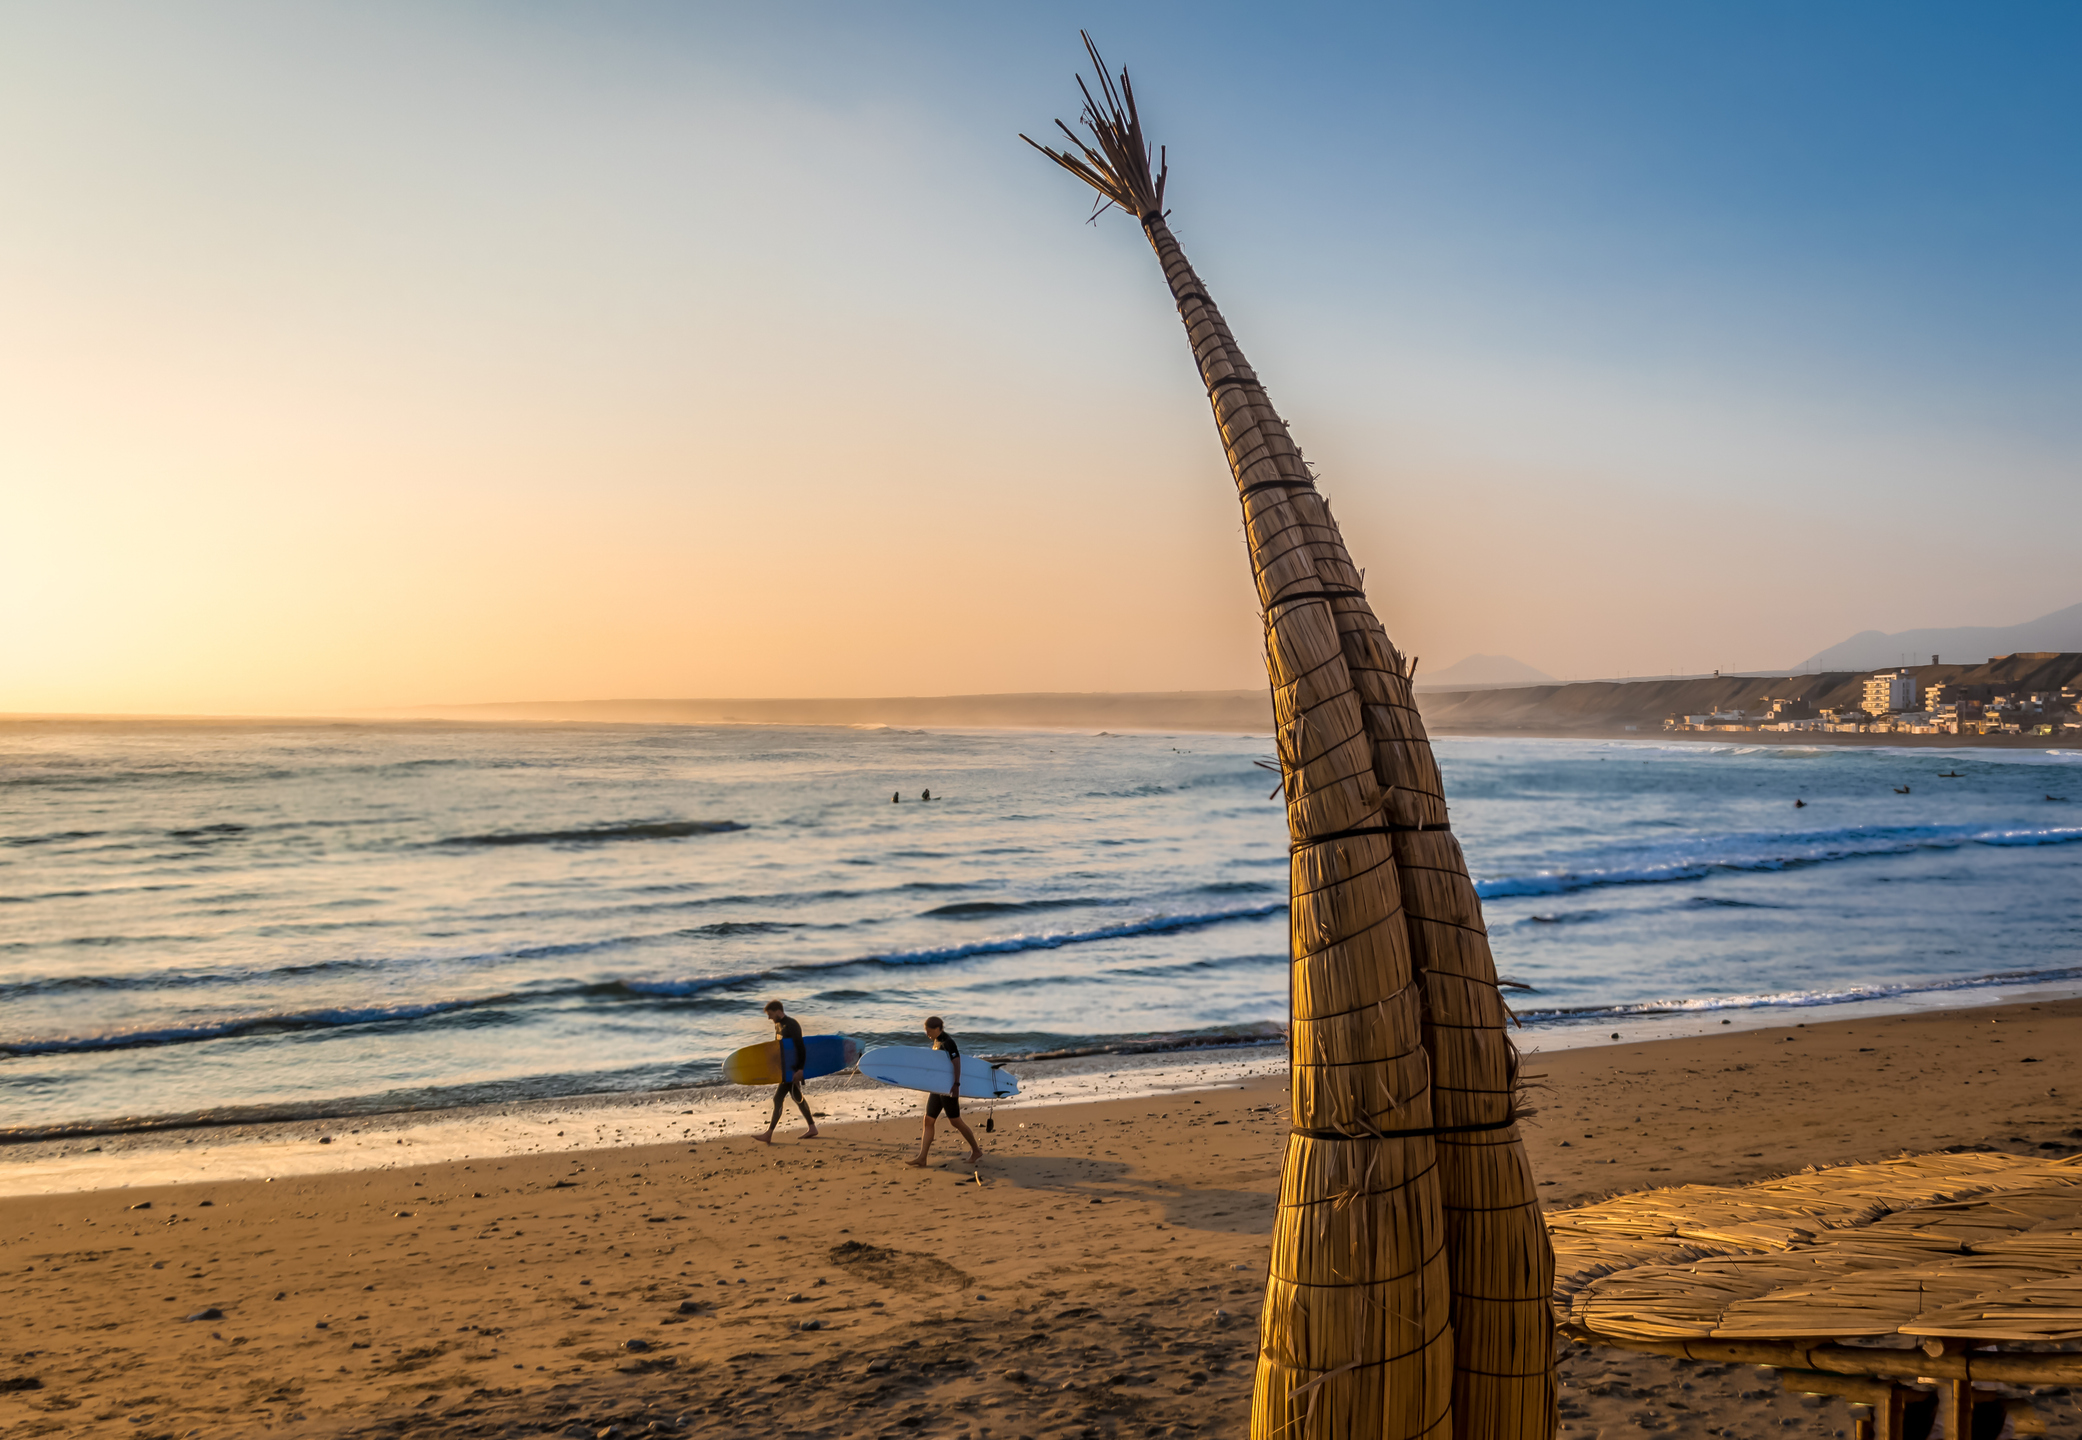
left=3, top=2, right=2079, bottom=713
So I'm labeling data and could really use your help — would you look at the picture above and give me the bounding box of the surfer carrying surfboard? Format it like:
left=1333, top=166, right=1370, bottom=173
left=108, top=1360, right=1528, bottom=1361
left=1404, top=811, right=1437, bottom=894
left=905, top=1016, right=982, bottom=1168
left=757, top=1000, right=819, bottom=1144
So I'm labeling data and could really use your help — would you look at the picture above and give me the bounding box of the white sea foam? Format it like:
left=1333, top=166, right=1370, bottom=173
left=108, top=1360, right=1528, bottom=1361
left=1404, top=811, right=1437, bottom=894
left=1475, top=821, right=2082, bottom=898
left=1519, top=960, right=2082, bottom=1025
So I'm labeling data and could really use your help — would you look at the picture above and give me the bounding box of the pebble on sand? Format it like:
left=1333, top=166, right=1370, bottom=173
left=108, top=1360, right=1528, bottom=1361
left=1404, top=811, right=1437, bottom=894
left=184, top=1308, right=223, bottom=1322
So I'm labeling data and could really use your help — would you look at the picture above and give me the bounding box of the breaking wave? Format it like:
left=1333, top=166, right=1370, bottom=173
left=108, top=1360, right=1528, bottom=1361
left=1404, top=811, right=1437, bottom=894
left=920, top=897, right=1122, bottom=918
left=1518, top=961, right=2082, bottom=1027
left=1, top=903, right=1290, bottom=1057
left=437, top=819, right=747, bottom=847
left=0, top=996, right=511, bottom=1056
left=1475, top=822, right=2082, bottom=899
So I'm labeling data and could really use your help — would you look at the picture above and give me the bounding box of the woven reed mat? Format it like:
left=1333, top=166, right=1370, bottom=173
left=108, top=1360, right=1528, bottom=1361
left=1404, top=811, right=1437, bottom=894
left=1551, top=1151, right=2082, bottom=1345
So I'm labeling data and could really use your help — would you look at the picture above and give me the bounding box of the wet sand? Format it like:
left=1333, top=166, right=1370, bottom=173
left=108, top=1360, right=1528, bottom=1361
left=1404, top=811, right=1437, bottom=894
left=4, top=997, right=2080, bottom=1439
left=0, top=1046, right=1288, bottom=1198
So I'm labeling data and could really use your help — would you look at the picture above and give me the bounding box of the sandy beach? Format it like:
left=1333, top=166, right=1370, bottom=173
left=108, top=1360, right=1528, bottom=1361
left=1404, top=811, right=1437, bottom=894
left=5, top=997, right=2081, bottom=1439
left=10, top=10, right=2076, bottom=1440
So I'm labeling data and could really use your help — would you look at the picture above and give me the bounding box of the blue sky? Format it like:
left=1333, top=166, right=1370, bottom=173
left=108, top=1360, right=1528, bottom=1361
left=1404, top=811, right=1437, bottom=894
left=3, top=3, right=2077, bottom=709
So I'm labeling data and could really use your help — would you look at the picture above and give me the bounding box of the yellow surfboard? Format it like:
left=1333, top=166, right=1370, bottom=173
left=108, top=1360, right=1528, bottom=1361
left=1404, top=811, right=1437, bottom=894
left=722, top=1034, right=859, bottom=1085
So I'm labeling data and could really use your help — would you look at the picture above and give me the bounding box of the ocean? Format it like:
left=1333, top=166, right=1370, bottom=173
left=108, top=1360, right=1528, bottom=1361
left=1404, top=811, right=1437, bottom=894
left=3, top=722, right=2078, bottom=1137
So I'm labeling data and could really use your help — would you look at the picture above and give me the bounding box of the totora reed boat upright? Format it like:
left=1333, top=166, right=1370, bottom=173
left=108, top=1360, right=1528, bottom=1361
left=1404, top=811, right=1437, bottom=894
left=1025, top=37, right=1556, bottom=1440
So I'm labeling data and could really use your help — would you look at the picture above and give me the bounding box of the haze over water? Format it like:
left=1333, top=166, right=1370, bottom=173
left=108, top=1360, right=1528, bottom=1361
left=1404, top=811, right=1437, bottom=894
left=3, top=722, right=2078, bottom=1136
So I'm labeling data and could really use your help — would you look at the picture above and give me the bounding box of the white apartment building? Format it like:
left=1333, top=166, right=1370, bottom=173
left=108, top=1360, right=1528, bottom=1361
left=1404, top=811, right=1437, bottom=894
left=1862, top=669, right=1920, bottom=716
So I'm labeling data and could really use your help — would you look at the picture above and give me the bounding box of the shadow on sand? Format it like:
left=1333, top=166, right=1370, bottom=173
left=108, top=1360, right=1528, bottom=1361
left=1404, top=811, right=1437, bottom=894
left=958, top=1152, right=1275, bottom=1234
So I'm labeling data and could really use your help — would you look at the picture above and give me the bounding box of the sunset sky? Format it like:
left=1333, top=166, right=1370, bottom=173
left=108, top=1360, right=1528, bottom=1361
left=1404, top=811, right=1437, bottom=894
left=4, top=3, right=2078, bottom=714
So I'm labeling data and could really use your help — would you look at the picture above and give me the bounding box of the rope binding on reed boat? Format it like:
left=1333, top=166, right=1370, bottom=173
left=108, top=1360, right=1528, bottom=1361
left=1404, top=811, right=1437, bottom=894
left=1291, top=1114, right=1520, bottom=1142
left=1235, top=477, right=1316, bottom=500
left=1293, top=823, right=1451, bottom=850
left=1261, top=588, right=1369, bottom=610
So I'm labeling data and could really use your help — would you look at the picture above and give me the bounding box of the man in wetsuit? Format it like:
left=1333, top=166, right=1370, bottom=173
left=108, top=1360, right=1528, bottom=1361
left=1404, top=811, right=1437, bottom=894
left=906, top=1015, right=982, bottom=1168
left=757, top=1000, right=819, bottom=1144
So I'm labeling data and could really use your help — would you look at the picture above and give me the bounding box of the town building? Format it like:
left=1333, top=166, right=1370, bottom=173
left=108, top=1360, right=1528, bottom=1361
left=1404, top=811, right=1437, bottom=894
left=1862, top=669, right=1919, bottom=716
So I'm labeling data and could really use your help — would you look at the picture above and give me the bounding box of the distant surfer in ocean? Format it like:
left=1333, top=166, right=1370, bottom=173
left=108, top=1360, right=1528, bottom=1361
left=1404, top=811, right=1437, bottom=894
left=906, top=1015, right=982, bottom=1168
left=758, top=1000, right=819, bottom=1144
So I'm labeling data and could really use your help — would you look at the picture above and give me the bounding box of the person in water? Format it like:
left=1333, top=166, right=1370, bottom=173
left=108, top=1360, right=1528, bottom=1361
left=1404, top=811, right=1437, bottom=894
left=758, top=999, right=819, bottom=1144
left=906, top=1015, right=982, bottom=1168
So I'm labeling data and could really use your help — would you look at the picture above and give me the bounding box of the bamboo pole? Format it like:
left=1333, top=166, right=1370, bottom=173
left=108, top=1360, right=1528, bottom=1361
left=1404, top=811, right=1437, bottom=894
left=1024, top=36, right=1554, bottom=1440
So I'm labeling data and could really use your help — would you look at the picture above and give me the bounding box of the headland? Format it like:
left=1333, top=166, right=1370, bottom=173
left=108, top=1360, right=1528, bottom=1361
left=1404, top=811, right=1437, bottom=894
left=1421, top=651, right=2082, bottom=743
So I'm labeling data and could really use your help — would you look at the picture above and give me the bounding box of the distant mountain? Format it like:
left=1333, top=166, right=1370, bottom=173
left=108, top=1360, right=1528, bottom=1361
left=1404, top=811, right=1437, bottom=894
left=1415, top=654, right=1558, bottom=691
left=1794, top=601, right=2082, bottom=672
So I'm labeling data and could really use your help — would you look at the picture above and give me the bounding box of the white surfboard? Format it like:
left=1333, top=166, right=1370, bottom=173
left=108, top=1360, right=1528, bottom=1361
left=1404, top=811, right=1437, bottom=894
left=858, top=1045, right=1019, bottom=1098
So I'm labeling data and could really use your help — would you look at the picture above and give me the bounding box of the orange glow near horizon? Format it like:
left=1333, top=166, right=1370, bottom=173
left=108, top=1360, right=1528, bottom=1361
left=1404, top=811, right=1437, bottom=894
left=4, top=7, right=2077, bottom=716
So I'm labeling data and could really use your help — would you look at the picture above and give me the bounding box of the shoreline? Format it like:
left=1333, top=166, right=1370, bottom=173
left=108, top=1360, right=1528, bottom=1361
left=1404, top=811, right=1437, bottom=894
left=13, top=970, right=2082, bottom=1198
left=0, top=1043, right=1289, bottom=1198
left=1430, top=726, right=2082, bottom=750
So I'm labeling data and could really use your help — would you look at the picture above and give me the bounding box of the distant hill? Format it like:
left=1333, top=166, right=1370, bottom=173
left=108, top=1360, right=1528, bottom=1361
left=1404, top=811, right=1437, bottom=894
left=1414, top=654, right=1557, bottom=692
left=1420, top=652, right=2082, bottom=735
left=1796, top=601, right=2082, bottom=672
